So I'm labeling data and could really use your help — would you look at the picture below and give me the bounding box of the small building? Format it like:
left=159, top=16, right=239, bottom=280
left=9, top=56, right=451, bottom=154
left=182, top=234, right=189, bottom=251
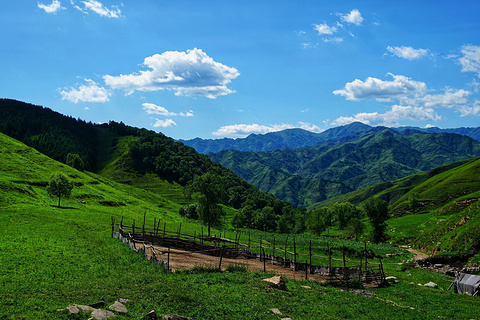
left=452, top=272, right=480, bottom=296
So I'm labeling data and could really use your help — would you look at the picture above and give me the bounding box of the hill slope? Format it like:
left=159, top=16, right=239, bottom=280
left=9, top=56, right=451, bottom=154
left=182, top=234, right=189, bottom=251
left=0, top=99, right=306, bottom=233
left=209, top=129, right=480, bottom=207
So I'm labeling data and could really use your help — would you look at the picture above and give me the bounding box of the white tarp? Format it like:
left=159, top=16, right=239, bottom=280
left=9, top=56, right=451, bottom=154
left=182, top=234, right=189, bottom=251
left=455, top=272, right=480, bottom=295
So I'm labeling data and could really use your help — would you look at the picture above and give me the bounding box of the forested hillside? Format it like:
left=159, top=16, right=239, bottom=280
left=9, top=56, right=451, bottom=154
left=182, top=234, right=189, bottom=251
left=0, top=99, right=97, bottom=170
left=209, top=129, right=480, bottom=207
left=0, top=99, right=305, bottom=233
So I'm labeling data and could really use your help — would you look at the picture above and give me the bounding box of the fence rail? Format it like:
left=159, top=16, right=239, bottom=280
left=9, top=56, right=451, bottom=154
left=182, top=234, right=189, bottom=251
left=111, top=217, right=386, bottom=286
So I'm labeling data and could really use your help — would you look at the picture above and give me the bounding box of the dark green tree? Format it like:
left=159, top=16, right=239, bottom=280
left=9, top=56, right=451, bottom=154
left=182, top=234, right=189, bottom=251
left=66, top=153, right=85, bottom=171
left=179, top=203, right=199, bottom=219
left=187, top=172, right=226, bottom=236
left=408, top=191, right=420, bottom=211
left=46, top=172, right=74, bottom=207
left=253, top=206, right=276, bottom=232
left=363, top=198, right=389, bottom=243
left=346, top=217, right=366, bottom=241
left=329, top=202, right=361, bottom=230
left=306, top=207, right=330, bottom=236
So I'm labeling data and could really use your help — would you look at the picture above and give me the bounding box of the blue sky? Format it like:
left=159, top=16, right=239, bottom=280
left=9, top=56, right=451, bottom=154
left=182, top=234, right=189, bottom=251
left=2, top=1, right=480, bottom=139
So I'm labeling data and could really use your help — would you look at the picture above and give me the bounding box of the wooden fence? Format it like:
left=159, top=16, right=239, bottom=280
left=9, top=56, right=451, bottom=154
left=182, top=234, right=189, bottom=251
left=111, top=216, right=385, bottom=286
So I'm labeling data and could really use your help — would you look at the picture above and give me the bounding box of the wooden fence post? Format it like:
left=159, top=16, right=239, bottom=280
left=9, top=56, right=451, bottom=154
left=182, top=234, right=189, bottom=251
left=263, top=248, right=266, bottom=273
left=259, top=236, right=262, bottom=256
left=219, top=246, right=224, bottom=271
left=167, top=247, right=170, bottom=272
left=163, top=222, right=166, bottom=238
left=309, top=240, right=312, bottom=274
left=153, top=218, right=157, bottom=237
left=132, top=219, right=135, bottom=236
left=328, top=245, right=332, bottom=276
left=142, top=212, right=146, bottom=237
left=120, top=216, right=123, bottom=230
left=272, top=236, right=276, bottom=262
left=284, top=236, right=289, bottom=266
left=305, top=260, right=308, bottom=281
left=364, top=241, right=368, bottom=269
left=293, top=237, right=297, bottom=271
left=111, top=217, right=115, bottom=237
left=343, top=246, right=348, bottom=284
left=178, top=223, right=182, bottom=239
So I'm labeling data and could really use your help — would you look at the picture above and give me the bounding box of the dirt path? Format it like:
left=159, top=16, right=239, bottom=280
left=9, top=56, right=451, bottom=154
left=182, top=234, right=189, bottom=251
left=144, top=244, right=330, bottom=283
left=406, top=248, right=429, bottom=260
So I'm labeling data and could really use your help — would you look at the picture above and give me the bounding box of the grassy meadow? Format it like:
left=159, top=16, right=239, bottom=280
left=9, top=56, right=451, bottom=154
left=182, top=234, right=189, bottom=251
left=2, top=133, right=480, bottom=319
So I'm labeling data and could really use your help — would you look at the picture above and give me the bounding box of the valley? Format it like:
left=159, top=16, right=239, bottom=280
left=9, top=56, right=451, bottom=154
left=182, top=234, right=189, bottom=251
left=1, top=99, right=480, bottom=319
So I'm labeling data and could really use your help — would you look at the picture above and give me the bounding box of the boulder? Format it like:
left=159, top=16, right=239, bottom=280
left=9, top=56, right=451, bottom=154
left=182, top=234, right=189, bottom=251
left=270, top=308, right=282, bottom=315
left=262, top=276, right=287, bottom=290
left=109, top=301, right=128, bottom=313
left=66, top=305, right=79, bottom=314
left=424, top=281, right=438, bottom=288
left=76, top=305, right=94, bottom=313
left=90, top=309, right=116, bottom=319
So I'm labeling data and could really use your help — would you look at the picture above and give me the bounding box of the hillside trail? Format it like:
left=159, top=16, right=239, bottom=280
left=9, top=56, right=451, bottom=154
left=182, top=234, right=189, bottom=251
left=406, top=248, right=429, bottom=260
left=144, top=244, right=330, bottom=283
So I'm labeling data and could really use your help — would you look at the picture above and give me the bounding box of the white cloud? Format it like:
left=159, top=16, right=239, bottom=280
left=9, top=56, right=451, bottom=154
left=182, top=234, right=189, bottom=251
left=80, top=0, right=122, bottom=18
left=421, top=89, right=470, bottom=109
left=59, top=79, right=110, bottom=103
left=212, top=122, right=323, bottom=137
left=38, top=0, right=65, bottom=14
left=313, top=23, right=337, bottom=35
left=458, top=100, right=480, bottom=117
left=153, top=119, right=177, bottom=128
left=340, top=9, right=363, bottom=26
left=142, top=103, right=193, bottom=117
left=458, top=45, right=480, bottom=78
left=387, top=46, right=429, bottom=60
left=104, top=48, right=239, bottom=99
left=323, top=37, right=343, bottom=43
left=331, top=105, right=441, bottom=127
left=333, top=73, right=427, bottom=102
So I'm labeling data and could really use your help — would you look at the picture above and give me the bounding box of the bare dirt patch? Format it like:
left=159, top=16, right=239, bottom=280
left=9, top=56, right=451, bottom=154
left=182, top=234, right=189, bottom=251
left=143, top=244, right=329, bottom=283
left=406, top=248, right=429, bottom=260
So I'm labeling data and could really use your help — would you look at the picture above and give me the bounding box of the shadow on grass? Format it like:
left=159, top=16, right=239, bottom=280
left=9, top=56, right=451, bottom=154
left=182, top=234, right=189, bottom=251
left=49, top=205, right=78, bottom=210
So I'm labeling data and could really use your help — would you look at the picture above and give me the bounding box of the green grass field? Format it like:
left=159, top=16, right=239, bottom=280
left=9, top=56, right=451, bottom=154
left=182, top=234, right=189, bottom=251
left=2, top=133, right=480, bottom=319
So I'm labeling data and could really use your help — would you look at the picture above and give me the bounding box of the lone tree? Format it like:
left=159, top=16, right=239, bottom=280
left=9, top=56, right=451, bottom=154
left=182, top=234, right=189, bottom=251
left=46, top=172, right=73, bottom=207
left=363, top=198, right=389, bottom=243
left=187, top=172, right=226, bottom=236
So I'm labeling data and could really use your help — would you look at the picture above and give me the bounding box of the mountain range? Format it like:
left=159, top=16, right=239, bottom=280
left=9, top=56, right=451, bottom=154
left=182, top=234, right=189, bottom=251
left=208, top=129, right=480, bottom=207
left=181, top=122, right=480, bottom=154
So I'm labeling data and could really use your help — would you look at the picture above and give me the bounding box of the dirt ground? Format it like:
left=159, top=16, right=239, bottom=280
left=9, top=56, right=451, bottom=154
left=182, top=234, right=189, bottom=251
left=141, top=244, right=330, bottom=283
left=406, top=248, right=429, bottom=260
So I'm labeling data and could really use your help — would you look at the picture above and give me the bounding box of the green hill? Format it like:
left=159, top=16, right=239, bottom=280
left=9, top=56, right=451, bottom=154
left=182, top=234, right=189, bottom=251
left=209, top=129, right=480, bottom=207
left=3, top=132, right=480, bottom=319
left=0, top=99, right=306, bottom=234
left=316, top=156, right=480, bottom=256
